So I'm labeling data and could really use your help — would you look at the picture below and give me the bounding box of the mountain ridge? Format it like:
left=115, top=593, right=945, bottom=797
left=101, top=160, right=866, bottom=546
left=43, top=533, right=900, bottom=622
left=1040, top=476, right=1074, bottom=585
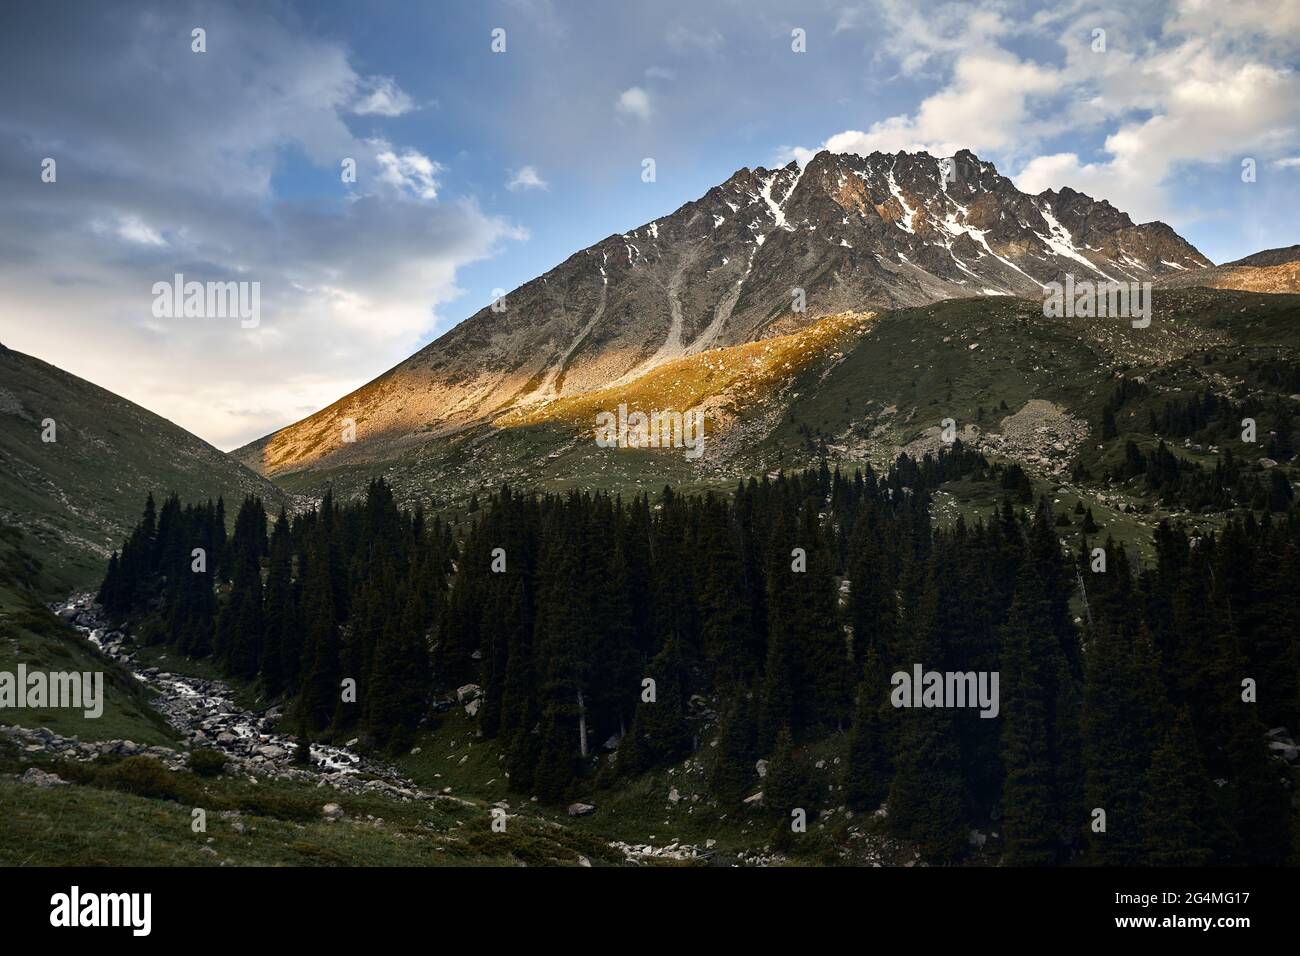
left=1156, top=243, right=1300, bottom=294
left=235, top=147, right=1212, bottom=480
left=0, top=345, right=288, bottom=590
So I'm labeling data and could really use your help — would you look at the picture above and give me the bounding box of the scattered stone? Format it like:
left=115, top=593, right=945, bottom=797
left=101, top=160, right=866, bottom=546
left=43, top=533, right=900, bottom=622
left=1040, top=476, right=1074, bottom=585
left=567, top=802, right=597, bottom=817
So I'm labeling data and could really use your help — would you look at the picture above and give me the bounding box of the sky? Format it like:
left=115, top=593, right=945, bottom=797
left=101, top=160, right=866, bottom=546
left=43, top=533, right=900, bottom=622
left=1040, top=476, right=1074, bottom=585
left=1, top=0, right=1297, bottom=450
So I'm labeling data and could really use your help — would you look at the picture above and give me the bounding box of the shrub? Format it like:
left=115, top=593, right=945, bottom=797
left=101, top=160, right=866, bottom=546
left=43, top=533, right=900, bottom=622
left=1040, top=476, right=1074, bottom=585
left=188, top=747, right=227, bottom=777
left=101, top=756, right=194, bottom=802
left=236, top=791, right=318, bottom=822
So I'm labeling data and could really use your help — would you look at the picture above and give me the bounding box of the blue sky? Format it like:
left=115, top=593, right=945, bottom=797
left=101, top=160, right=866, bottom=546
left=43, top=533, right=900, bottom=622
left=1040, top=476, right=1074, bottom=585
left=1, top=0, right=1297, bottom=448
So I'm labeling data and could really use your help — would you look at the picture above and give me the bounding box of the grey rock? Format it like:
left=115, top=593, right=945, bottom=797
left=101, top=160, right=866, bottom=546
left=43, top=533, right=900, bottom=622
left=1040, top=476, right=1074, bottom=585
left=20, top=767, right=68, bottom=788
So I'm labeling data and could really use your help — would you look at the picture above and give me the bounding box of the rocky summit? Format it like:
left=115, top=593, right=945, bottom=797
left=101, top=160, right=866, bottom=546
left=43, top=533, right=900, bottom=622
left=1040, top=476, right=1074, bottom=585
left=235, top=149, right=1209, bottom=481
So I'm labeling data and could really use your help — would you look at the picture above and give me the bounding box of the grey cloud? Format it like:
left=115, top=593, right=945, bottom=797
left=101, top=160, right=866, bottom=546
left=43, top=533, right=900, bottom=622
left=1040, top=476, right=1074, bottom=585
left=0, top=1, right=522, bottom=449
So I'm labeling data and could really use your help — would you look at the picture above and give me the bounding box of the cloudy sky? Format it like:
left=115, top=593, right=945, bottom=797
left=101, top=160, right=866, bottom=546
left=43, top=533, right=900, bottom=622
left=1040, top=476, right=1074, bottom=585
left=1, top=0, right=1297, bottom=450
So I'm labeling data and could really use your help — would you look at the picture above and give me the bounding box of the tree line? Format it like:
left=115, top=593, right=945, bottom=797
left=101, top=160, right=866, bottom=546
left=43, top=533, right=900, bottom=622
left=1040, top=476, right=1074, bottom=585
left=98, top=443, right=1296, bottom=864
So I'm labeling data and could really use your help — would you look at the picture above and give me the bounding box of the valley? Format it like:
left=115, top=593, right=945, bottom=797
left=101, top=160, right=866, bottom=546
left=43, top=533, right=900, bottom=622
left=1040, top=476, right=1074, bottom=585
left=2, top=150, right=1297, bottom=871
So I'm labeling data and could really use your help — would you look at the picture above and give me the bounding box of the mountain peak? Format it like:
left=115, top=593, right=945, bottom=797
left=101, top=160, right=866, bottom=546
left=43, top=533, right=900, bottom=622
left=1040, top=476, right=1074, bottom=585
left=237, top=145, right=1212, bottom=478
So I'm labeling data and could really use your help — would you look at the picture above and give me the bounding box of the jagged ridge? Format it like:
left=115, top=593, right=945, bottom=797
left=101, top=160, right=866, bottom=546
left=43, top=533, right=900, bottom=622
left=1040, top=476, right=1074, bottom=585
left=235, top=148, right=1212, bottom=479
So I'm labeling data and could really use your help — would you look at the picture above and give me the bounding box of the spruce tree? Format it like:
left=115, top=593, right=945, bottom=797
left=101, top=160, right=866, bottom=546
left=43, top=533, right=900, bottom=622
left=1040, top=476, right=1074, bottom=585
left=710, top=690, right=758, bottom=804
left=1000, top=588, right=1060, bottom=865
left=763, top=725, right=807, bottom=819
left=845, top=648, right=891, bottom=812
left=1141, top=709, right=1214, bottom=865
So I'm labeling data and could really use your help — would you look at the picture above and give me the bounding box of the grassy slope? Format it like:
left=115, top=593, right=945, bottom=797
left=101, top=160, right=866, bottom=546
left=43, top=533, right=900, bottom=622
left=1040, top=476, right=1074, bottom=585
left=766, top=289, right=1298, bottom=457
left=0, top=738, right=621, bottom=866
left=0, top=344, right=288, bottom=594
left=0, top=527, right=174, bottom=746
left=259, top=289, right=1299, bottom=508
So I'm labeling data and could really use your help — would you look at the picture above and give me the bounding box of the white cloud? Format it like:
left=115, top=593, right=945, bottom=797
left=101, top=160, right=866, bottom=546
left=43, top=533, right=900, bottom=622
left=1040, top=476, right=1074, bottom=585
left=117, top=216, right=166, bottom=246
left=374, top=146, right=442, bottom=200
left=1014, top=32, right=1300, bottom=220
left=1276, top=157, right=1300, bottom=168
left=806, top=49, right=1062, bottom=160
left=666, top=23, right=725, bottom=56
left=506, top=165, right=549, bottom=191
left=1166, top=0, right=1300, bottom=46
left=798, top=0, right=1300, bottom=224
left=615, top=86, right=654, bottom=122
left=91, top=214, right=167, bottom=247
left=351, top=75, right=417, bottom=117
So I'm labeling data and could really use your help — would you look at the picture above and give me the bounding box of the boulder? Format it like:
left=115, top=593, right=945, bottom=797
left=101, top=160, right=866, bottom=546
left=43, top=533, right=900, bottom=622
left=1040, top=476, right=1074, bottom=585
left=456, top=683, right=482, bottom=703
left=668, top=787, right=681, bottom=804
left=743, top=791, right=764, bottom=805
left=464, top=699, right=481, bottom=718
left=755, top=759, right=768, bottom=778
left=567, top=802, right=597, bottom=817
left=322, top=803, right=345, bottom=820
left=20, top=768, right=68, bottom=789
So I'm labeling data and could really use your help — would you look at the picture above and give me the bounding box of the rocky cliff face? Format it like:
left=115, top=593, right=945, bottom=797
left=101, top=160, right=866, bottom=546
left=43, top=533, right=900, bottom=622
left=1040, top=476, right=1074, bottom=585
left=236, top=148, right=1211, bottom=478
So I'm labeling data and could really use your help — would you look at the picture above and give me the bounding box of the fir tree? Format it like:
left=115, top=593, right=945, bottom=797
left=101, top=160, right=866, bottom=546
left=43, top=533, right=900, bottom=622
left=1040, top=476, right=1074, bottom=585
left=710, top=690, right=758, bottom=804
left=845, top=649, right=891, bottom=812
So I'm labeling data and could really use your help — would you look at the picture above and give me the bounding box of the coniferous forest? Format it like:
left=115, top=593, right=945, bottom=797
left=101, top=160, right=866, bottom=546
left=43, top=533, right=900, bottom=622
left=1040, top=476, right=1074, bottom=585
left=96, top=444, right=1299, bottom=866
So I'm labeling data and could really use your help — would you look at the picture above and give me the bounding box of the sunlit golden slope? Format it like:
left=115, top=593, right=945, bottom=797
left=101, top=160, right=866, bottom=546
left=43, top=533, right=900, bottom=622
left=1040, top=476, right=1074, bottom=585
left=493, top=311, right=876, bottom=432
left=1156, top=247, right=1300, bottom=294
